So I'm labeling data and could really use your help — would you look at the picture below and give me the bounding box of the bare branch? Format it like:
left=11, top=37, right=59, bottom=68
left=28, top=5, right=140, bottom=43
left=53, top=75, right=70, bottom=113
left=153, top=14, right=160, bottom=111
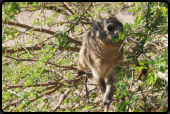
left=45, top=5, right=71, bottom=16
left=61, top=2, right=74, bottom=15
left=6, top=81, right=64, bottom=89
left=3, top=45, right=80, bottom=54
left=51, top=88, right=71, bottom=112
left=4, top=55, right=78, bottom=70
left=156, top=96, right=168, bottom=112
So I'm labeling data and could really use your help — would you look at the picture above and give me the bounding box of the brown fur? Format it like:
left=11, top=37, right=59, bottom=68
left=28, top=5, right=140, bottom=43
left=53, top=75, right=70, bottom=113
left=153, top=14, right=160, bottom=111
left=78, top=17, right=124, bottom=106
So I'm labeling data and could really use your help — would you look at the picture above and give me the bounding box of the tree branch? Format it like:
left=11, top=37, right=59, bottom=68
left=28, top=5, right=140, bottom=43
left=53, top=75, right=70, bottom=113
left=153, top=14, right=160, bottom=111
left=2, top=86, right=60, bottom=111
left=6, top=81, right=63, bottom=89
left=4, top=55, right=78, bottom=70
left=45, top=5, right=71, bottom=16
left=61, top=2, right=74, bottom=15
left=2, top=20, right=82, bottom=45
left=3, top=45, right=80, bottom=54
left=66, top=2, right=93, bottom=34
left=3, top=75, right=88, bottom=111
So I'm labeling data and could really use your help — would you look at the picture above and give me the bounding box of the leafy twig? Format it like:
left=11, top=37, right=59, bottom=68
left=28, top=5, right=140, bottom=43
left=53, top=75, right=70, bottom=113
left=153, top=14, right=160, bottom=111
left=2, top=20, right=82, bottom=45
left=66, top=2, right=93, bottom=34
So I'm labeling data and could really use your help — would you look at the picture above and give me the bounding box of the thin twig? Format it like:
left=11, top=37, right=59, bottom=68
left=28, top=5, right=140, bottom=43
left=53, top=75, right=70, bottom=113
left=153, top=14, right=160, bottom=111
left=156, top=96, right=168, bottom=112
left=84, top=76, right=89, bottom=104
left=142, top=2, right=150, bottom=46
left=3, top=43, right=80, bottom=54
left=3, top=75, right=88, bottom=110
left=112, top=3, right=135, bottom=16
left=4, top=55, right=78, bottom=70
left=66, top=2, right=93, bottom=34
left=2, top=86, right=60, bottom=110
left=5, top=74, right=87, bottom=90
left=127, top=67, right=134, bottom=112
left=5, top=80, right=63, bottom=89
left=61, top=2, right=74, bottom=15
left=104, top=104, right=109, bottom=112
left=51, top=88, right=71, bottom=112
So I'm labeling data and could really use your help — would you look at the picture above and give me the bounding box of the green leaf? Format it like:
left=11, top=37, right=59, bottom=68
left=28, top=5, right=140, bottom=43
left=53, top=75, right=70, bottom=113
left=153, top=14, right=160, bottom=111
left=159, top=62, right=165, bottom=67
left=159, top=62, right=166, bottom=73
left=64, top=41, right=70, bottom=49
left=120, top=83, right=126, bottom=90
left=123, top=23, right=130, bottom=30
left=134, top=16, right=141, bottom=28
left=162, top=46, right=168, bottom=58
left=40, top=66, right=45, bottom=73
left=23, top=92, right=30, bottom=98
left=78, top=106, right=85, bottom=110
left=120, top=91, right=127, bottom=98
left=117, top=100, right=129, bottom=112
left=143, top=56, right=153, bottom=64
left=147, top=35, right=152, bottom=42
left=32, top=73, right=39, bottom=78
left=127, top=56, right=136, bottom=59
left=84, top=106, right=92, bottom=110
left=24, top=79, right=33, bottom=87
left=150, top=52, right=154, bottom=56
left=160, top=6, right=167, bottom=16
left=111, top=36, right=118, bottom=42
left=134, top=66, right=147, bottom=71
left=114, top=65, right=122, bottom=73
left=147, top=71, right=157, bottom=85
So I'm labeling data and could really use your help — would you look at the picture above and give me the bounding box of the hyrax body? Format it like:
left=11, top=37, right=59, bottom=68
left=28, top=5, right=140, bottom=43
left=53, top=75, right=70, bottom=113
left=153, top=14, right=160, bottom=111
left=78, top=17, right=124, bottom=106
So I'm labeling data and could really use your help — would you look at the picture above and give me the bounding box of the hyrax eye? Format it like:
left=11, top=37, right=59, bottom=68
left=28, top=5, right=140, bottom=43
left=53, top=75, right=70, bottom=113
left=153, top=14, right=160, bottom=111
left=107, top=26, right=114, bottom=31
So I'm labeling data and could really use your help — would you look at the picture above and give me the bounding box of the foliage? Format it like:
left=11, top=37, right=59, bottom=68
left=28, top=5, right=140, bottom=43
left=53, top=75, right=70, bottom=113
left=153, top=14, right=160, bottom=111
left=113, top=2, right=168, bottom=112
left=2, top=2, right=168, bottom=112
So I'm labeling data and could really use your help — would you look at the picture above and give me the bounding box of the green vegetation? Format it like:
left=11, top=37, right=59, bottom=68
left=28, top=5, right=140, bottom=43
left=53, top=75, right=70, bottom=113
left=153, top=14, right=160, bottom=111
left=2, top=2, right=168, bottom=112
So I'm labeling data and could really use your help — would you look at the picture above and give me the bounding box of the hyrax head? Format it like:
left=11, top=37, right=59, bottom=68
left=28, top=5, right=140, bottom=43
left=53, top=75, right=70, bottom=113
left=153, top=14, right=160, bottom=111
left=93, top=17, right=123, bottom=42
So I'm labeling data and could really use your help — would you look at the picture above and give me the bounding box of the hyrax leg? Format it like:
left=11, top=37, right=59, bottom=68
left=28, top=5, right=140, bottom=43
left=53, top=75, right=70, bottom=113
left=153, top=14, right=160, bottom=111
left=96, top=77, right=106, bottom=95
left=103, top=78, right=114, bottom=105
left=103, top=74, right=117, bottom=105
